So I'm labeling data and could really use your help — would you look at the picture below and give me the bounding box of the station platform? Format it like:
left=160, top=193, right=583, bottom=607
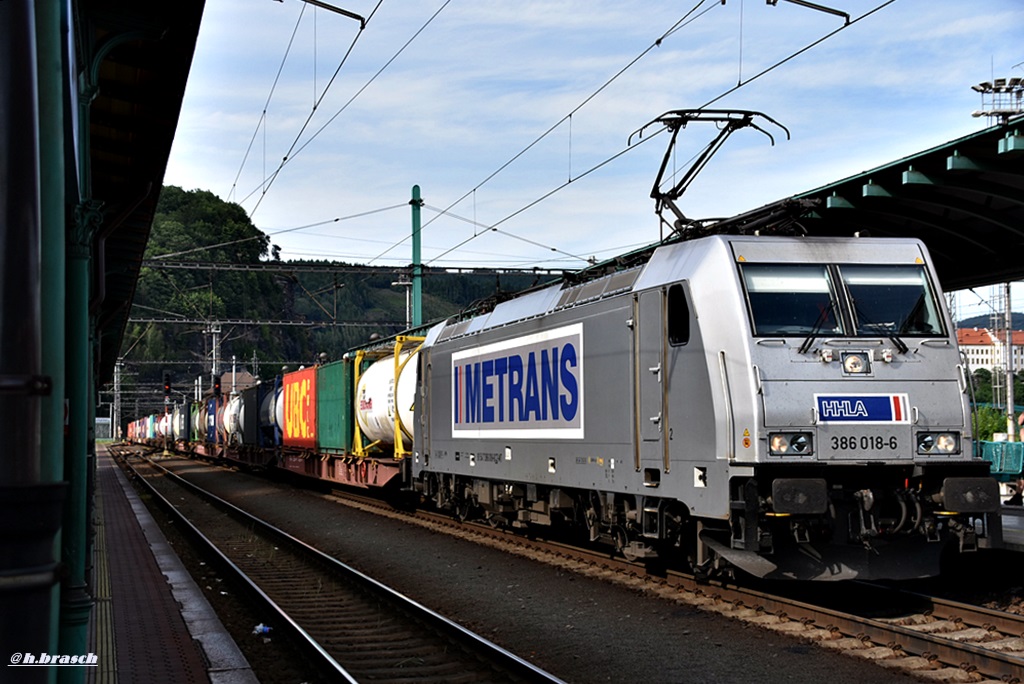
left=89, top=446, right=256, bottom=683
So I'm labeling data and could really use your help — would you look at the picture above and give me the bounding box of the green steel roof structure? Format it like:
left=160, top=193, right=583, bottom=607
left=792, top=118, right=1024, bottom=292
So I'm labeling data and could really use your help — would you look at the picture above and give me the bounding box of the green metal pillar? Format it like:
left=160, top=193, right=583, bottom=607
left=38, top=0, right=68, bottom=505
left=0, top=3, right=66, bottom=682
left=38, top=0, right=69, bottom=669
left=411, top=185, right=423, bottom=327
left=59, top=202, right=100, bottom=680
left=56, top=11, right=111, bottom=671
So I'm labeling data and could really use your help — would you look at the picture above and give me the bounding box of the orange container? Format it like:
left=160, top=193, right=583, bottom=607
left=282, top=367, right=317, bottom=448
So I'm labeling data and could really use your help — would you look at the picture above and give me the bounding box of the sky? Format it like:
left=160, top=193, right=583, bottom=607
left=162, top=0, right=1024, bottom=319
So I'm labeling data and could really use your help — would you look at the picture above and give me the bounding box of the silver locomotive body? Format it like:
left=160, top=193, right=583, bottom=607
left=411, top=234, right=1001, bottom=580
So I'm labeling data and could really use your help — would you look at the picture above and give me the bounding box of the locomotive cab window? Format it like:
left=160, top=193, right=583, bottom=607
left=667, top=283, right=690, bottom=345
left=839, top=265, right=944, bottom=337
left=740, top=264, right=840, bottom=337
left=740, top=261, right=946, bottom=339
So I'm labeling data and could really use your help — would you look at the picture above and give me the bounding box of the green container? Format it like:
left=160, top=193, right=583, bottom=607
left=317, top=358, right=355, bottom=455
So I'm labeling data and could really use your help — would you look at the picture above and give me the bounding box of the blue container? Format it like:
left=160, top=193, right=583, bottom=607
left=206, top=397, right=219, bottom=443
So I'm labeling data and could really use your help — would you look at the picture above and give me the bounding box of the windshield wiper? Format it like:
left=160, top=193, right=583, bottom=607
left=888, top=332, right=910, bottom=355
left=852, top=301, right=909, bottom=354
left=798, top=301, right=837, bottom=354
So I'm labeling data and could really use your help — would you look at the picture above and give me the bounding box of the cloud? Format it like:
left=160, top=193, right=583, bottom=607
left=164, top=0, right=1024, bottom=269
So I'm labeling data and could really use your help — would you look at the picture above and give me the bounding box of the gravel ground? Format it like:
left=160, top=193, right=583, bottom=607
left=145, top=458, right=915, bottom=684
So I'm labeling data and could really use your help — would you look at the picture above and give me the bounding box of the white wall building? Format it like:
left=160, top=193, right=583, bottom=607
left=958, top=328, right=1024, bottom=373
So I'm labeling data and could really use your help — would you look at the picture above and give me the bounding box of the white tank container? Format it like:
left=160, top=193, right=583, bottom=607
left=172, top=406, right=185, bottom=440
left=274, top=385, right=285, bottom=434
left=225, top=394, right=243, bottom=443
left=158, top=413, right=172, bottom=438
left=191, top=404, right=202, bottom=440
left=259, top=385, right=276, bottom=435
left=356, top=350, right=418, bottom=447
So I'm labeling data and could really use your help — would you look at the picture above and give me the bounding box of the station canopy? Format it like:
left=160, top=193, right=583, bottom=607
left=79, top=0, right=205, bottom=384
left=790, top=117, right=1024, bottom=293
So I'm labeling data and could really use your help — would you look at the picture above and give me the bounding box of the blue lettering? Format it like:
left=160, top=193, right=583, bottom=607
left=452, top=330, right=583, bottom=432
left=524, top=352, right=541, bottom=420
left=482, top=359, right=495, bottom=423
left=541, top=347, right=559, bottom=420
left=466, top=362, right=483, bottom=423
left=508, top=355, right=524, bottom=421
left=559, top=343, right=579, bottom=420
left=494, top=357, right=508, bottom=421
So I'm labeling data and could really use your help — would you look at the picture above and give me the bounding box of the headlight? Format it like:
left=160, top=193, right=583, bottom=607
left=842, top=352, right=870, bottom=375
left=917, top=432, right=960, bottom=455
left=769, top=432, right=813, bottom=455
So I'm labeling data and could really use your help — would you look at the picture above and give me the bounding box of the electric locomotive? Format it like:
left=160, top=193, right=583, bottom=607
left=124, top=109, right=1003, bottom=581
left=410, top=232, right=1001, bottom=580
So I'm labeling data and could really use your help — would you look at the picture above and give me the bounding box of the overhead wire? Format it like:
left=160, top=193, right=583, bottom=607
left=700, top=0, right=898, bottom=109
left=416, top=0, right=899, bottom=269
left=362, top=0, right=719, bottom=269
left=228, top=4, right=308, bottom=203
left=148, top=203, right=406, bottom=260
left=240, top=1, right=387, bottom=210
left=419, top=1, right=718, bottom=234
left=230, top=0, right=899, bottom=272
left=231, top=1, right=715, bottom=270
left=423, top=131, right=663, bottom=266
left=242, top=0, right=449, bottom=213
left=423, top=205, right=596, bottom=264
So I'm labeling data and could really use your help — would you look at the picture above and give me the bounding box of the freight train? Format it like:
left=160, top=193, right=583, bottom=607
left=126, top=227, right=1003, bottom=581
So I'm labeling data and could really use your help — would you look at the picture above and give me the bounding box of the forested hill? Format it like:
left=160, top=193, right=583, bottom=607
left=118, top=186, right=552, bottom=408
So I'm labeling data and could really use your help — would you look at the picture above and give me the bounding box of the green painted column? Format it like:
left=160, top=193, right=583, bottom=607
left=57, top=9, right=108, bottom=672
left=37, top=0, right=69, bottom=670
left=38, top=0, right=67, bottom=486
left=0, top=3, right=66, bottom=682
left=59, top=202, right=102, bottom=679
left=411, top=185, right=423, bottom=327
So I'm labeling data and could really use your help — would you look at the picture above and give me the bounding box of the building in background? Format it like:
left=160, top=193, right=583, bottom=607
left=958, top=328, right=1024, bottom=372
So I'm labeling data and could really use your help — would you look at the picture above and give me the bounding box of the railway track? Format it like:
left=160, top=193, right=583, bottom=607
left=111, top=446, right=563, bottom=684
left=325, top=485, right=1024, bottom=682
left=116, top=445, right=1024, bottom=682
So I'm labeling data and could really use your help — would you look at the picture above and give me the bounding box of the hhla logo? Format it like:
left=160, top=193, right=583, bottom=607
left=819, top=399, right=869, bottom=419
left=815, top=394, right=908, bottom=423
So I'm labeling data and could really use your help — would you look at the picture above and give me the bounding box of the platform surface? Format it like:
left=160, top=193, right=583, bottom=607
left=89, top=447, right=256, bottom=684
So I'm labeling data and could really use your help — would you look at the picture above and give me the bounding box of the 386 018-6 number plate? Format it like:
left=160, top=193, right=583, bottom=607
left=819, top=425, right=909, bottom=460
left=829, top=434, right=898, bottom=452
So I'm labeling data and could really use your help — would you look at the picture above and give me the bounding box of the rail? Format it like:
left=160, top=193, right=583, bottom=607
left=113, top=447, right=564, bottom=684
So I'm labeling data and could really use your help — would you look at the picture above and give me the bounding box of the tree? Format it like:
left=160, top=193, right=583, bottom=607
left=973, top=406, right=1009, bottom=442
left=972, top=368, right=993, bottom=404
left=116, top=186, right=545, bottom=415
left=126, top=187, right=285, bottom=399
